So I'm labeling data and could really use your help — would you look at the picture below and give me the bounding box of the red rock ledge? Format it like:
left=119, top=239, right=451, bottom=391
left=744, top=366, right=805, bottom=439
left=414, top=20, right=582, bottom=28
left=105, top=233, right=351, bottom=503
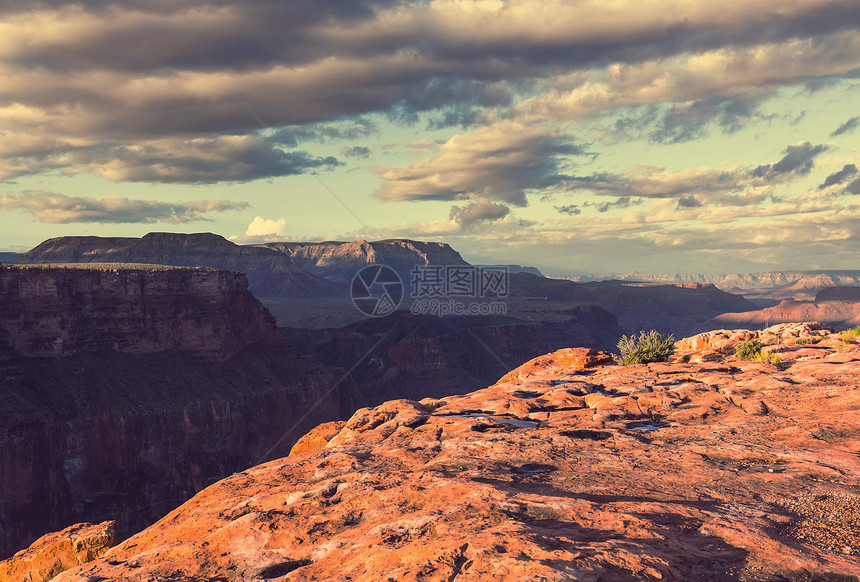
left=46, top=324, right=860, bottom=581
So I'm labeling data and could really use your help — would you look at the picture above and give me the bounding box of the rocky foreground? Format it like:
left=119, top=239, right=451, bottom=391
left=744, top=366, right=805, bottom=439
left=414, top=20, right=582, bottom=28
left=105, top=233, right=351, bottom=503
left=9, top=323, right=860, bottom=581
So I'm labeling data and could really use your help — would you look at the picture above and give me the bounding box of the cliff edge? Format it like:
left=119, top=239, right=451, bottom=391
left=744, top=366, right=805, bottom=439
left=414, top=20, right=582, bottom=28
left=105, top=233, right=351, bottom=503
left=45, top=324, right=860, bottom=581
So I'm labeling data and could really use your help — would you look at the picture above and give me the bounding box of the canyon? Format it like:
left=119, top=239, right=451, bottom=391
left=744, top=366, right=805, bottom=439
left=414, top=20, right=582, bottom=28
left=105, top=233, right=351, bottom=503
left=0, top=265, right=359, bottom=560
left=17, top=233, right=762, bottom=334
left=24, top=323, right=860, bottom=581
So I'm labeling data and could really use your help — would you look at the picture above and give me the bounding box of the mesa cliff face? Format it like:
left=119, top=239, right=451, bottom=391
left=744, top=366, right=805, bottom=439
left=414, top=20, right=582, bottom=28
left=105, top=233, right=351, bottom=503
left=261, top=239, right=471, bottom=283
left=45, top=324, right=860, bottom=581
left=703, top=298, right=860, bottom=331
left=0, top=265, right=278, bottom=358
left=0, top=266, right=359, bottom=560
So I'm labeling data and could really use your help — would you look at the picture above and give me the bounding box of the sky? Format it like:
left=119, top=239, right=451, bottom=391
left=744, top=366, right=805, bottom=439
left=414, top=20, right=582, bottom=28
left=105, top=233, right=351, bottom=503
left=1, top=0, right=859, bottom=276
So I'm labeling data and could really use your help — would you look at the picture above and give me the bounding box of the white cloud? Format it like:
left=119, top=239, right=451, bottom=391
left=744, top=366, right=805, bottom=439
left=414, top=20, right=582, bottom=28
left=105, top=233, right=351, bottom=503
left=245, top=216, right=287, bottom=237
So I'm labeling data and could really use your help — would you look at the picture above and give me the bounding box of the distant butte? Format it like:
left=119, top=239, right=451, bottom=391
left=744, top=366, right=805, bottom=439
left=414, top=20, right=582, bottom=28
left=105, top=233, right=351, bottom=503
left=27, top=322, right=860, bottom=582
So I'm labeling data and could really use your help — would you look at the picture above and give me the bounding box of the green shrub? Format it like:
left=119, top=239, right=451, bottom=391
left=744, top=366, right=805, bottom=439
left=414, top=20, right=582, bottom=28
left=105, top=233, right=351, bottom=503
left=735, top=339, right=763, bottom=361
left=735, top=339, right=786, bottom=367
left=613, top=330, right=675, bottom=365
left=794, top=337, right=821, bottom=345
left=754, top=351, right=784, bottom=367
left=840, top=326, right=860, bottom=344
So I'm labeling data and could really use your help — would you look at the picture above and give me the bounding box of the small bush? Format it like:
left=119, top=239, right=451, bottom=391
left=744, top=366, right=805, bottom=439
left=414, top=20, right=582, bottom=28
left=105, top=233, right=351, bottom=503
left=735, top=339, right=763, bottom=361
left=613, top=330, right=675, bottom=365
left=754, top=351, right=784, bottom=367
left=794, top=337, right=821, bottom=345
left=840, top=326, right=860, bottom=344
left=736, top=339, right=786, bottom=367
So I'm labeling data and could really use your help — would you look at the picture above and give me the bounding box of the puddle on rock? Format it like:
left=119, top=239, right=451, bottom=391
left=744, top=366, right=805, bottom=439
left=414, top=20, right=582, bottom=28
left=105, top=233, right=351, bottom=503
left=625, top=421, right=665, bottom=431
left=438, top=413, right=538, bottom=429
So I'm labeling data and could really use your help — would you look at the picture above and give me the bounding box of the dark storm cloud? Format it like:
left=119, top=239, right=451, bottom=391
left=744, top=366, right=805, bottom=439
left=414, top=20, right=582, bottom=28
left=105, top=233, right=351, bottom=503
left=846, top=177, right=860, bottom=195
left=818, top=164, right=858, bottom=188
left=0, top=190, right=248, bottom=223
left=832, top=116, right=860, bottom=136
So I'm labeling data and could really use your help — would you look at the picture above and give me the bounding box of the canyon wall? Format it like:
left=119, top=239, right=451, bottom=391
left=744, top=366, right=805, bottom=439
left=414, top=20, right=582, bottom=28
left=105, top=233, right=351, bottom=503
left=0, top=266, right=359, bottom=560
left=0, top=265, right=278, bottom=358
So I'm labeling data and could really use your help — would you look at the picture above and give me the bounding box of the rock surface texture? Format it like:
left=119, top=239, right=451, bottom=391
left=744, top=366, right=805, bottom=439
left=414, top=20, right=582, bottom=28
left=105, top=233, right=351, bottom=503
left=0, top=521, right=115, bottom=582
left=53, top=325, right=860, bottom=581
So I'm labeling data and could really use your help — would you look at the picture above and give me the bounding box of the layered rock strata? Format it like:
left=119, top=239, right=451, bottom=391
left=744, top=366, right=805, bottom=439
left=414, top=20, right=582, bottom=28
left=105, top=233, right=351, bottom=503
left=0, top=264, right=278, bottom=358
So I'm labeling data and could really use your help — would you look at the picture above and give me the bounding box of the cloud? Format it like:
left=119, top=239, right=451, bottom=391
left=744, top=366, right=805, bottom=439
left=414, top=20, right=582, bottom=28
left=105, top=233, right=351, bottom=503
left=343, top=146, right=371, bottom=159
left=751, top=141, right=826, bottom=177
left=555, top=204, right=581, bottom=216
left=1, top=0, right=859, bottom=187
left=584, top=196, right=644, bottom=213
left=77, top=135, right=341, bottom=183
left=818, top=164, right=858, bottom=189
left=0, top=190, right=248, bottom=223
left=516, top=31, right=860, bottom=124
left=245, top=216, right=287, bottom=237
left=372, top=122, right=585, bottom=205
left=649, top=94, right=776, bottom=143
left=832, top=116, right=860, bottom=136
left=449, top=199, right=510, bottom=227
left=846, top=177, right=860, bottom=195
left=677, top=196, right=703, bottom=208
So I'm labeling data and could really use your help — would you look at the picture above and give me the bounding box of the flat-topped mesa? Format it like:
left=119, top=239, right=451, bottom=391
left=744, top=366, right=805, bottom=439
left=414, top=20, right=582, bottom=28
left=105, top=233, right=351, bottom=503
left=260, top=239, right=471, bottom=282
left=17, top=232, right=341, bottom=300
left=0, top=264, right=278, bottom=359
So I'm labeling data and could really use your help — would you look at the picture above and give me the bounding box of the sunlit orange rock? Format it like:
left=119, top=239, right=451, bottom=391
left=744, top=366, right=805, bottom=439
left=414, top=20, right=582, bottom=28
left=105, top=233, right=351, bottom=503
left=0, top=522, right=115, bottom=582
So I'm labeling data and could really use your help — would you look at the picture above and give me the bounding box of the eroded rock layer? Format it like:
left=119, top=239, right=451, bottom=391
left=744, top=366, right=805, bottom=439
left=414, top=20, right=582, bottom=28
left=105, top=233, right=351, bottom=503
left=53, top=326, right=860, bottom=581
